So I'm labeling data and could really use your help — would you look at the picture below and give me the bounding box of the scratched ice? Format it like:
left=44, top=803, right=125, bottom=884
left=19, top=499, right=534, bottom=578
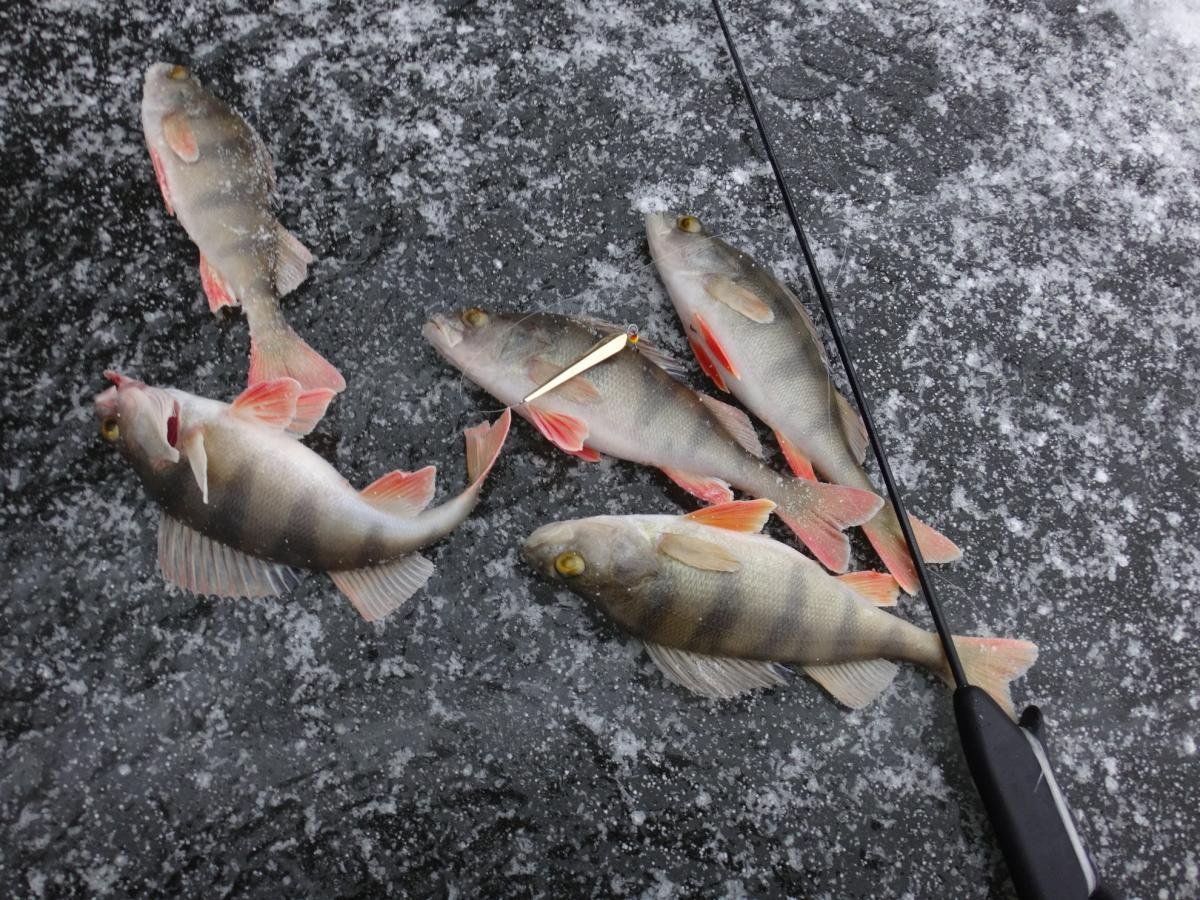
left=1, top=0, right=1197, bottom=895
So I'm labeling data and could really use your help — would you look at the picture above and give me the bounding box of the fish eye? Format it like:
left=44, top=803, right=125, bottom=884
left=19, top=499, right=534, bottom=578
left=100, top=418, right=120, bottom=442
left=554, top=551, right=585, bottom=577
left=462, top=308, right=488, bottom=328
left=677, top=215, right=702, bottom=233
left=168, top=65, right=189, bottom=81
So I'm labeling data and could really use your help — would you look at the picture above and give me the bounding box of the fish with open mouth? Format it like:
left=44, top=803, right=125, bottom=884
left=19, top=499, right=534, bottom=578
left=523, top=500, right=1036, bottom=716
left=423, top=308, right=883, bottom=572
left=94, top=372, right=510, bottom=620
left=646, top=212, right=961, bottom=593
left=141, top=62, right=345, bottom=399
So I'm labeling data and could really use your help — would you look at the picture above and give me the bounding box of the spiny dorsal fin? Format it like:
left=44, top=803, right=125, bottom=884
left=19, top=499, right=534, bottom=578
left=657, top=532, right=741, bottom=572
left=699, top=393, right=763, bottom=458
left=683, top=499, right=775, bottom=533
left=158, top=513, right=300, bottom=599
left=643, top=642, right=788, bottom=699
left=577, top=316, right=689, bottom=379
left=834, top=391, right=868, bottom=464
left=230, top=378, right=301, bottom=429
left=703, top=273, right=775, bottom=323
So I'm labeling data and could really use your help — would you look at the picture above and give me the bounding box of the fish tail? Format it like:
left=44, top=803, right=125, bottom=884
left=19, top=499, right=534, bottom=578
left=773, top=479, right=883, bottom=572
left=948, top=636, right=1038, bottom=719
left=248, top=319, right=346, bottom=394
left=861, top=505, right=962, bottom=594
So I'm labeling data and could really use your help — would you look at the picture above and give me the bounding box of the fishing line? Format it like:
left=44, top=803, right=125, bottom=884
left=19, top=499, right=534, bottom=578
left=710, top=0, right=968, bottom=688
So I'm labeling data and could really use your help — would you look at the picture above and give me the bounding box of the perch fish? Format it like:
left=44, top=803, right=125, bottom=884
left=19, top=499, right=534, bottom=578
left=424, top=309, right=882, bottom=572
left=524, top=500, right=1036, bottom=716
left=647, top=212, right=960, bottom=592
left=94, top=372, right=509, bottom=620
left=141, top=62, right=345, bottom=398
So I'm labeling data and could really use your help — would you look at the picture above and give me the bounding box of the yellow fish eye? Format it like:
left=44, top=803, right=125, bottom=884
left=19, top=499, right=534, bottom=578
left=554, top=551, right=585, bottom=577
left=462, top=307, right=488, bottom=328
left=100, top=418, right=120, bottom=442
left=168, top=65, right=189, bottom=80
left=677, top=215, right=702, bottom=233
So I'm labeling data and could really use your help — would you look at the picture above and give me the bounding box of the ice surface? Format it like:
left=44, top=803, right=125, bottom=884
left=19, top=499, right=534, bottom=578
left=1, top=0, right=1198, bottom=895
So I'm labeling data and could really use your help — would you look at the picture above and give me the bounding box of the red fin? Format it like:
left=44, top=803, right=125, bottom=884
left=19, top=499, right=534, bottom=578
left=774, top=480, right=883, bottom=572
left=248, top=329, right=346, bottom=394
left=526, top=404, right=589, bottom=454
left=361, top=466, right=437, bottom=516
left=689, top=337, right=728, bottom=393
left=862, top=509, right=962, bottom=594
left=950, top=637, right=1038, bottom=719
left=659, top=467, right=734, bottom=505
left=684, top=499, right=775, bottom=533
left=693, top=313, right=740, bottom=379
left=836, top=571, right=900, bottom=607
left=230, top=378, right=301, bottom=429
left=775, top=431, right=816, bottom=480
left=199, top=254, right=238, bottom=313
left=287, top=388, right=336, bottom=436
left=147, top=146, right=174, bottom=216
left=465, top=408, right=511, bottom=486
left=162, top=111, right=199, bottom=162
left=566, top=446, right=602, bottom=462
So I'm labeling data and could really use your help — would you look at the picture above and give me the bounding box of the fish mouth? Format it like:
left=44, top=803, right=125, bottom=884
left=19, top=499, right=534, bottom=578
left=644, top=211, right=682, bottom=262
left=422, top=313, right=464, bottom=353
left=522, top=522, right=577, bottom=575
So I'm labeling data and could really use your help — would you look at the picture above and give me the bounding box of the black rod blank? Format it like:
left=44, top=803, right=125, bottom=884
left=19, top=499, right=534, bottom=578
left=710, top=0, right=967, bottom=688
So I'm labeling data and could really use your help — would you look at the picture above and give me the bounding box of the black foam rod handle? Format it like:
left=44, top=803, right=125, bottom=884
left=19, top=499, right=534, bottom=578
left=954, top=687, right=1119, bottom=900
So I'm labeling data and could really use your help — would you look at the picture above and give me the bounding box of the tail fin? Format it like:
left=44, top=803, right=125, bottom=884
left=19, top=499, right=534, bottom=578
left=861, top=505, right=962, bottom=594
left=950, top=636, right=1038, bottom=719
left=773, top=480, right=883, bottom=573
left=465, top=407, right=512, bottom=489
left=248, top=325, right=346, bottom=394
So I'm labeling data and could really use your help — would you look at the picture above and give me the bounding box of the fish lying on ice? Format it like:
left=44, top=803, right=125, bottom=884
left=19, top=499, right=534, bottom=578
left=647, top=212, right=960, bottom=593
left=94, top=372, right=510, bottom=620
left=524, top=500, right=1036, bottom=716
left=424, top=308, right=883, bottom=573
left=141, top=63, right=345, bottom=398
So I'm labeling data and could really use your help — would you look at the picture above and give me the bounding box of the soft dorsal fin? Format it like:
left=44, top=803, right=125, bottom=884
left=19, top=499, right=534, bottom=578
left=162, top=111, right=199, bottom=163
left=703, top=273, right=775, bottom=323
left=683, top=499, right=775, bottom=533
left=527, top=357, right=601, bottom=404
left=526, top=404, right=589, bottom=454
left=181, top=427, right=208, bottom=504
left=834, top=392, right=868, bottom=464
left=361, top=467, right=437, bottom=516
left=329, top=553, right=435, bottom=622
left=836, top=571, right=900, bottom=607
left=658, top=532, right=741, bottom=572
left=274, top=223, right=313, bottom=296
left=698, top=394, right=763, bottom=458
left=803, top=658, right=899, bottom=709
left=658, top=467, right=734, bottom=505
left=230, top=378, right=301, bottom=429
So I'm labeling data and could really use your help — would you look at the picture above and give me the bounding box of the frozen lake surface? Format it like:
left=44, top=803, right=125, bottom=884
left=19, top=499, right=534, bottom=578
left=2, top=0, right=1198, bottom=895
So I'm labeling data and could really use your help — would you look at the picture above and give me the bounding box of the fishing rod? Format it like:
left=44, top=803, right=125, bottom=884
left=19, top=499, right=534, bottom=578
left=710, top=3, right=1117, bottom=898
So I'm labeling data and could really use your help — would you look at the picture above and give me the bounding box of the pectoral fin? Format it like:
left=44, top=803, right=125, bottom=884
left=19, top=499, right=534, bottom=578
left=643, top=642, right=788, bottom=699
left=703, top=273, right=774, bottom=323
left=161, top=111, right=199, bottom=163
left=657, top=533, right=741, bottom=572
left=181, top=428, right=208, bottom=504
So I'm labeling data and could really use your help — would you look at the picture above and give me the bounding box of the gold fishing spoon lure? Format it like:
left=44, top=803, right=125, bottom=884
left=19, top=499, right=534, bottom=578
left=522, top=324, right=639, bottom=404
